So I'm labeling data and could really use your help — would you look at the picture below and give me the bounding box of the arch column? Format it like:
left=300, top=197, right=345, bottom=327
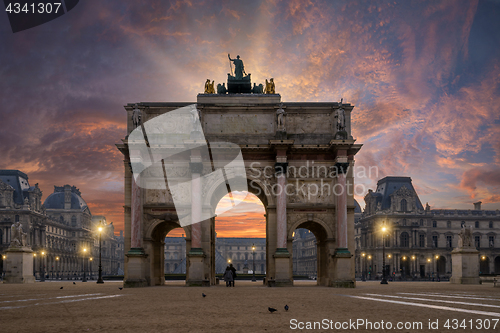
left=331, top=150, right=355, bottom=287
left=124, top=172, right=148, bottom=288
left=186, top=148, right=207, bottom=286
left=270, top=142, right=293, bottom=287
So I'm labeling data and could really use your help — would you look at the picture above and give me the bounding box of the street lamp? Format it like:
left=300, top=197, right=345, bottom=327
left=56, top=257, right=59, bottom=280
left=411, top=255, right=416, bottom=279
left=2, top=255, right=5, bottom=281
left=367, top=255, right=372, bottom=279
left=381, top=225, right=388, bottom=284
left=361, top=253, right=366, bottom=281
left=89, top=257, right=93, bottom=280
left=40, top=251, right=45, bottom=282
left=33, top=253, right=37, bottom=278
left=97, top=224, right=104, bottom=284
left=435, top=255, right=440, bottom=280
left=427, top=258, right=431, bottom=280
left=82, top=248, right=87, bottom=282
left=251, top=244, right=256, bottom=282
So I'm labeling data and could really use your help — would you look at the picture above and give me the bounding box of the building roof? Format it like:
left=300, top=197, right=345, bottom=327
left=354, top=199, right=362, bottom=213
left=0, top=170, right=30, bottom=205
left=44, top=185, right=89, bottom=212
left=374, top=176, right=424, bottom=211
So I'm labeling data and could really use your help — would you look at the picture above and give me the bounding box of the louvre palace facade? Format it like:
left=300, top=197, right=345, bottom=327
left=0, top=170, right=123, bottom=279
left=354, top=176, right=500, bottom=280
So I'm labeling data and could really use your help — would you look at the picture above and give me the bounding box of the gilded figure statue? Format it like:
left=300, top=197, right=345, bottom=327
left=265, top=78, right=275, bottom=94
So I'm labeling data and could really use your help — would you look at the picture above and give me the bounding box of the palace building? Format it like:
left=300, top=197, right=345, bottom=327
left=354, top=176, right=500, bottom=280
left=0, top=170, right=123, bottom=279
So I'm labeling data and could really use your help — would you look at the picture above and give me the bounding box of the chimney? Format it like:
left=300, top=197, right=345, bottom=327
left=120, top=230, right=123, bottom=237
left=64, top=185, right=72, bottom=210
left=473, top=201, right=482, bottom=210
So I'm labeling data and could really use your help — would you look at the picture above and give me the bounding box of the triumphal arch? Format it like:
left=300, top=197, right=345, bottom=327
left=116, top=59, right=362, bottom=288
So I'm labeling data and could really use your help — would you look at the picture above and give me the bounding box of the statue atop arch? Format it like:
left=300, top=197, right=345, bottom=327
left=227, top=53, right=251, bottom=93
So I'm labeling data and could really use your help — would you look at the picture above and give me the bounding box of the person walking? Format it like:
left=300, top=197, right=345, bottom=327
left=223, top=266, right=233, bottom=287
left=229, top=264, right=237, bottom=287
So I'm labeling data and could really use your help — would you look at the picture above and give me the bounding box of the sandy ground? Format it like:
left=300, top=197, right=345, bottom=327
left=1, top=280, right=499, bottom=333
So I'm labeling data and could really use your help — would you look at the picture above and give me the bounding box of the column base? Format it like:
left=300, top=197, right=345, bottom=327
left=124, top=249, right=149, bottom=288
left=331, top=248, right=355, bottom=288
left=186, top=249, right=205, bottom=286
left=3, top=247, right=35, bottom=284
left=273, top=248, right=292, bottom=286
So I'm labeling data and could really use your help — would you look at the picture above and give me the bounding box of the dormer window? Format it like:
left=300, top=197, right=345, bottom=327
left=400, top=199, right=407, bottom=212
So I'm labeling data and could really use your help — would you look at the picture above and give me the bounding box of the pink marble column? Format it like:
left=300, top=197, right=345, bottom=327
left=277, top=173, right=287, bottom=248
left=337, top=173, right=348, bottom=249
left=191, top=170, right=202, bottom=249
left=131, top=174, right=142, bottom=249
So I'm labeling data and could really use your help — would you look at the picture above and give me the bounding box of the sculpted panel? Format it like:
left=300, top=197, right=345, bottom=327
left=145, top=189, right=172, bottom=204
left=204, top=113, right=274, bottom=134
left=287, top=180, right=333, bottom=204
left=287, top=114, right=332, bottom=134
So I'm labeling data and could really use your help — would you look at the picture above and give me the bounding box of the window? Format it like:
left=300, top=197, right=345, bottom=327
left=489, top=221, right=493, bottom=229
left=475, top=236, right=480, bottom=249
left=419, top=234, right=425, bottom=247
left=447, top=221, right=451, bottom=228
left=446, top=235, right=452, bottom=248
left=71, top=216, right=77, bottom=227
left=402, top=219, right=407, bottom=226
left=432, top=221, right=437, bottom=228
left=489, top=236, right=494, bottom=248
left=400, top=199, right=407, bottom=212
left=400, top=232, right=409, bottom=247
left=384, top=236, right=390, bottom=248
left=475, top=221, right=479, bottom=228
left=419, top=219, right=423, bottom=226
left=432, top=235, right=438, bottom=248
left=15, top=215, right=19, bottom=222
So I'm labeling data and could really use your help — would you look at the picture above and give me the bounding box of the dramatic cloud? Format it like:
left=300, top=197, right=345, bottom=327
left=1, top=0, right=499, bottom=235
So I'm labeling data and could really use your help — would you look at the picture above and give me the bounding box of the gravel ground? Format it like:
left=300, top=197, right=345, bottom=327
left=0, top=280, right=499, bottom=332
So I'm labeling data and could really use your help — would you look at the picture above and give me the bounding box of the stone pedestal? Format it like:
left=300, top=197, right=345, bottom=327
left=450, top=247, right=480, bottom=284
left=3, top=247, right=35, bottom=284
left=273, top=249, right=292, bottom=286
left=186, top=249, right=205, bottom=286
left=331, top=250, right=355, bottom=288
left=124, top=249, right=149, bottom=288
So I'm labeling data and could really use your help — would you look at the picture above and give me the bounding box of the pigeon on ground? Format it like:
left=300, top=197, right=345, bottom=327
left=119, top=287, right=123, bottom=290
left=60, top=287, right=63, bottom=289
left=284, top=305, right=289, bottom=311
left=202, top=293, right=206, bottom=298
left=268, top=307, right=277, bottom=313
left=73, top=282, right=76, bottom=285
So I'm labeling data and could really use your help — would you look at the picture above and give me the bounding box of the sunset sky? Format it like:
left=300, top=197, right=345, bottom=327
left=1, top=0, right=499, bottom=237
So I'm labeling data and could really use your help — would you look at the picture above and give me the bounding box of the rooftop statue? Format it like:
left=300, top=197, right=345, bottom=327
left=265, top=78, right=275, bottom=94
left=228, top=54, right=246, bottom=80
left=132, top=103, right=142, bottom=129
left=204, top=79, right=215, bottom=94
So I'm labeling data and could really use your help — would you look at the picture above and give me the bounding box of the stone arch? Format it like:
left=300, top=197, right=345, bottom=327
left=145, top=218, right=190, bottom=286
left=495, top=256, right=500, bottom=274
left=480, top=256, right=490, bottom=274
left=206, top=176, right=271, bottom=214
left=207, top=178, right=269, bottom=285
left=289, top=218, right=333, bottom=286
left=436, top=255, right=446, bottom=276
